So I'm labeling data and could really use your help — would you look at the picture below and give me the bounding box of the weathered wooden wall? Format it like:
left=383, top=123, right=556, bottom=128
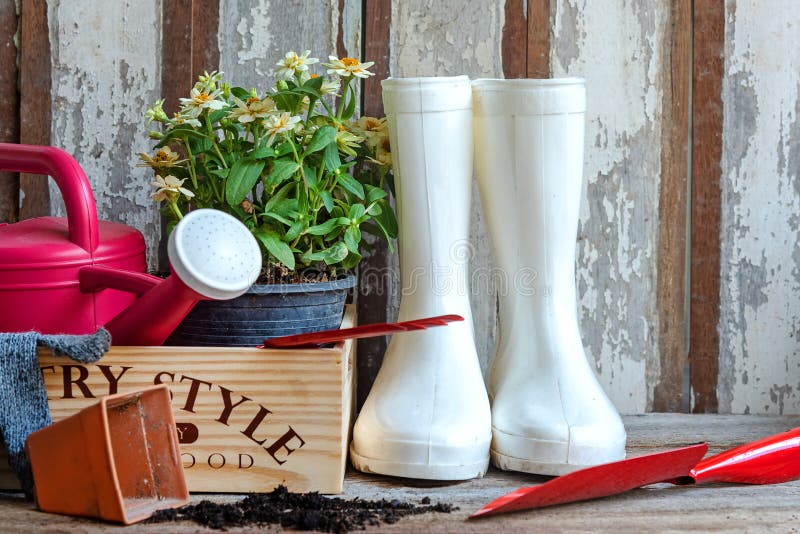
left=551, top=0, right=670, bottom=413
left=717, top=1, right=800, bottom=415
left=45, top=0, right=163, bottom=265
left=1, top=0, right=797, bottom=414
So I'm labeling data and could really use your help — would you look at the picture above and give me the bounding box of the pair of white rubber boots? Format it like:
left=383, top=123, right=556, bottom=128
left=350, top=76, right=626, bottom=480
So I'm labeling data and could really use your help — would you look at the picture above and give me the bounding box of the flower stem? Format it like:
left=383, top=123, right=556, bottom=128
left=168, top=200, right=183, bottom=220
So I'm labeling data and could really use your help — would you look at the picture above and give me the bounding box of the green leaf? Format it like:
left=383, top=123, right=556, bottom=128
left=342, top=91, right=356, bottom=120
left=337, top=173, right=364, bottom=200
left=306, top=219, right=339, bottom=236
left=291, top=85, right=322, bottom=99
left=366, top=202, right=382, bottom=216
left=285, top=220, right=305, bottom=242
left=322, top=242, right=349, bottom=265
left=344, top=225, right=361, bottom=253
left=348, top=203, right=366, bottom=221
left=263, top=211, right=293, bottom=226
left=230, top=87, right=251, bottom=100
left=251, top=146, right=276, bottom=159
left=275, top=142, right=294, bottom=157
left=226, top=159, right=265, bottom=206
left=254, top=229, right=295, bottom=270
left=304, top=126, right=337, bottom=155
left=341, top=251, right=362, bottom=270
left=303, top=76, right=324, bottom=92
left=365, top=184, right=388, bottom=203
left=303, top=165, right=318, bottom=189
left=323, top=142, right=342, bottom=172
left=319, top=190, right=334, bottom=213
left=266, top=159, right=300, bottom=187
left=264, top=181, right=294, bottom=213
left=208, top=109, right=229, bottom=123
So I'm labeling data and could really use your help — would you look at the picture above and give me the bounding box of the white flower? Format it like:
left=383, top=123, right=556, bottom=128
left=145, top=99, right=168, bottom=124
left=171, top=113, right=202, bottom=128
left=151, top=175, right=195, bottom=202
left=354, top=116, right=388, bottom=150
left=265, top=112, right=302, bottom=144
left=229, top=96, right=275, bottom=124
left=320, top=78, right=341, bottom=96
left=137, top=147, right=183, bottom=170
left=195, top=70, right=223, bottom=92
left=179, top=87, right=226, bottom=118
left=322, top=56, right=375, bottom=78
left=276, top=50, right=319, bottom=80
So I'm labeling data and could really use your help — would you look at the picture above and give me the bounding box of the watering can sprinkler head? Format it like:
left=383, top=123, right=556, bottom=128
left=167, top=209, right=263, bottom=300
left=101, top=209, right=262, bottom=346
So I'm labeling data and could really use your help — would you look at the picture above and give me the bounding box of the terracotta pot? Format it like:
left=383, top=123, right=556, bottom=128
left=26, top=385, right=189, bottom=524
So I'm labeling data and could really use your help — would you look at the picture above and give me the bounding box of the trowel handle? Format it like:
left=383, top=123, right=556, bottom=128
left=0, top=143, right=99, bottom=252
left=690, top=427, right=800, bottom=485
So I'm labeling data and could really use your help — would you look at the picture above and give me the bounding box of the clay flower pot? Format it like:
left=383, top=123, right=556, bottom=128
left=26, top=385, right=189, bottom=524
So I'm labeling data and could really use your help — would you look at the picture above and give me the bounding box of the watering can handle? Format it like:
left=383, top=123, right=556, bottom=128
left=0, top=143, right=99, bottom=253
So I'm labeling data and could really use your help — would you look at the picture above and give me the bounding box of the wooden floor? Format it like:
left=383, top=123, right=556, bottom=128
left=2, top=414, right=798, bottom=532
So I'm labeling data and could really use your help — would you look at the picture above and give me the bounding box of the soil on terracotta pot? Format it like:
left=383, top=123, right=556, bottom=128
left=146, top=485, right=456, bottom=533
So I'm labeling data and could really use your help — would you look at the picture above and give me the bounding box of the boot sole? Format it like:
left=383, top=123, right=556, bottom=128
left=350, top=444, right=490, bottom=480
left=491, top=427, right=626, bottom=476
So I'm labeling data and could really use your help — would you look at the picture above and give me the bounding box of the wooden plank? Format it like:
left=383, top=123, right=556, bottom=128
left=689, top=0, right=724, bottom=413
left=0, top=307, right=356, bottom=494
left=0, top=0, right=19, bottom=222
left=551, top=1, right=670, bottom=413
left=501, top=0, right=527, bottom=78
left=358, top=0, right=392, bottom=409
left=653, top=0, right=691, bottom=412
left=161, top=0, right=193, bottom=117
left=191, top=0, right=220, bottom=79
left=527, top=0, right=550, bottom=77
left=18, top=0, right=50, bottom=219
left=716, top=1, right=800, bottom=415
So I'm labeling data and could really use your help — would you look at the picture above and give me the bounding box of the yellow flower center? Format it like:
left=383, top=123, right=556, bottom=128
left=310, top=74, right=319, bottom=78
left=341, top=57, right=360, bottom=67
left=155, top=150, right=170, bottom=162
left=246, top=97, right=260, bottom=105
left=194, top=92, right=211, bottom=103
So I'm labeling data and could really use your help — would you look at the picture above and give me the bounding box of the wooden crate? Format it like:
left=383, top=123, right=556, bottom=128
left=0, top=306, right=356, bottom=494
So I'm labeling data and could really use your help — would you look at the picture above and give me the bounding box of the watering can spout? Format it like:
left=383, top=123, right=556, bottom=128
left=82, top=209, right=262, bottom=346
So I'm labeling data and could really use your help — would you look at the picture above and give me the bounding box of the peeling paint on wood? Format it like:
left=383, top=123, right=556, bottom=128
left=718, top=0, right=800, bottom=415
left=218, top=0, right=361, bottom=92
left=46, top=0, right=162, bottom=269
left=389, top=0, right=505, bottom=376
left=552, top=0, right=668, bottom=413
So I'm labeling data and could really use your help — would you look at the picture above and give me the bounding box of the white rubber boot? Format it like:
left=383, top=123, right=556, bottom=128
left=472, top=78, right=626, bottom=476
left=350, top=76, right=491, bottom=480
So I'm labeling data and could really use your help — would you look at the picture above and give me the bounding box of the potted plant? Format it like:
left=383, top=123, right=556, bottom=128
left=138, top=51, right=396, bottom=346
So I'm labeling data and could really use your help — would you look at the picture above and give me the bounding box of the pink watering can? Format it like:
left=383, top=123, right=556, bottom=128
left=0, top=143, right=262, bottom=345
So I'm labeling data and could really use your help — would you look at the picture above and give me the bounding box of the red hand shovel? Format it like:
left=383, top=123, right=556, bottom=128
left=259, top=314, right=464, bottom=348
left=471, top=427, right=800, bottom=518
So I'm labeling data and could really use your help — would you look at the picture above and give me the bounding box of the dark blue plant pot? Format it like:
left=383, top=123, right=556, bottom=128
left=165, top=274, right=356, bottom=347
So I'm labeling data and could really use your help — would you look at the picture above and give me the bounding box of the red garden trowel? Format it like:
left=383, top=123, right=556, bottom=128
left=471, top=427, right=800, bottom=518
left=260, top=314, right=464, bottom=348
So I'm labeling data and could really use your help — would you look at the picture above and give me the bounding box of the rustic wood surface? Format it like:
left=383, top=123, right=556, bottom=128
left=689, top=0, right=724, bottom=414
left=18, top=0, right=51, bottom=220
left=716, top=0, right=800, bottom=415
left=0, top=414, right=796, bottom=532
left=4, top=2, right=800, bottom=415
left=0, top=0, right=19, bottom=223
left=653, top=0, right=691, bottom=413
left=551, top=1, right=670, bottom=413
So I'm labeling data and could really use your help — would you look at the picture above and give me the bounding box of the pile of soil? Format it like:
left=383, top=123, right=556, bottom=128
left=147, top=486, right=456, bottom=533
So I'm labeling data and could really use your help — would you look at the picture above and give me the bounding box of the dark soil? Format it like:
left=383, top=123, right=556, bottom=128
left=258, top=264, right=335, bottom=285
left=147, top=485, right=456, bottom=533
